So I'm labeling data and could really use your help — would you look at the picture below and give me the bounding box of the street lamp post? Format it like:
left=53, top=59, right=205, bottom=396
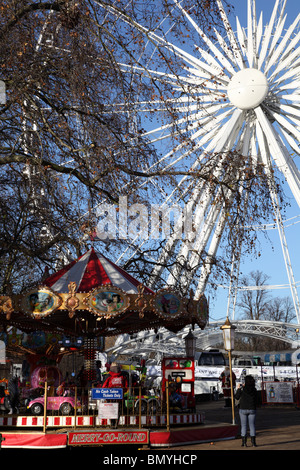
left=184, top=329, right=196, bottom=357
left=220, top=317, right=236, bottom=425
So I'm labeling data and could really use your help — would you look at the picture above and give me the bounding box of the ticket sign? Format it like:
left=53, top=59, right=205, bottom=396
left=91, top=388, right=123, bottom=400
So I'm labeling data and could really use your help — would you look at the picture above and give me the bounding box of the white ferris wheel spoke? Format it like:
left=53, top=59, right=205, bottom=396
left=95, top=0, right=300, bottom=321
left=215, top=0, right=245, bottom=69
left=264, top=17, right=300, bottom=75
left=257, top=0, right=281, bottom=70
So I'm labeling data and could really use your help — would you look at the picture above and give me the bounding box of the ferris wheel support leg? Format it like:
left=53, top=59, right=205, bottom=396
left=255, top=114, right=300, bottom=323
left=194, top=207, right=228, bottom=299
left=227, top=181, right=250, bottom=321
left=261, top=171, right=300, bottom=323
left=271, top=190, right=300, bottom=324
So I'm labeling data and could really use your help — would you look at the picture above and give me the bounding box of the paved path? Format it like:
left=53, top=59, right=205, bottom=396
left=168, top=400, right=300, bottom=451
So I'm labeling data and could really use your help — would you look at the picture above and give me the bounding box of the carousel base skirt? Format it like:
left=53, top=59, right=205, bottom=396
left=0, top=412, right=238, bottom=449
left=149, top=423, right=238, bottom=447
left=1, top=432, right=67, bottom=449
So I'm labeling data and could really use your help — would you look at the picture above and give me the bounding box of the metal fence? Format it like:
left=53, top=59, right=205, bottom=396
left=23, top=382, right=172, bottom=431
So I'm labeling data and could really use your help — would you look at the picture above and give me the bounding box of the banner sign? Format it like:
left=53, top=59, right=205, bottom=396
left=68, top=430, right=149, bottom=446
left=194, top=366, right=299, bottom=380
left=265, top=382, right=294, bottom=403
left=91, top=388, right=123, bottom=400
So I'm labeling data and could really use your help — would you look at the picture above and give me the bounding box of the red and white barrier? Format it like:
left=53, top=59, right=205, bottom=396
left=97, top=412, right=205, bottom=426
left=0, top=415, right=94, bottom=427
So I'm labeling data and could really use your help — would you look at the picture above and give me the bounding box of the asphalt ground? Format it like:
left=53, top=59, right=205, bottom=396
left=168, top=398, right=300, bottom=451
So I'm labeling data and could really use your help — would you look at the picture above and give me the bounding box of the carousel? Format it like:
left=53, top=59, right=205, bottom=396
left=0, top=248, right=236, bottom=450
left=0, top=247, right=208, bottom=386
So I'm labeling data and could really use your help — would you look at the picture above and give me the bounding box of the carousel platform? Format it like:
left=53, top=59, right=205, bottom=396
left=0, top=411, right=239, bottom=449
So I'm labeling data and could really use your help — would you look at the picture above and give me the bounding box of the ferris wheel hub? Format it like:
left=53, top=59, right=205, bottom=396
left=227, top=68, right=268, bottom=110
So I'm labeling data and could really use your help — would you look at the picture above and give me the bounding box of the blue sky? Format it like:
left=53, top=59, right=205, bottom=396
left=208, top=0, right=300, bottom=323
left=230, top=0, right=300, bottom=23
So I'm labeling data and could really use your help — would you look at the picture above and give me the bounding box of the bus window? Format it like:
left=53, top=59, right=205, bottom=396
left=198, top=351, right=226, bottom=366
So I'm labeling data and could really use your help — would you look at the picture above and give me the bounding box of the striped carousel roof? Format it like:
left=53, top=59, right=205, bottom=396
left=44, top=248, right=154, bottom=294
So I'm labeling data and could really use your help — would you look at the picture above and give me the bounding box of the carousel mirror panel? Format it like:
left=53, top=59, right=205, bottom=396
left=20, top=287, right=62, bottom=319
left=152, top=289, right=183, bottom=320
left=84, top=286, right=129, bottom=318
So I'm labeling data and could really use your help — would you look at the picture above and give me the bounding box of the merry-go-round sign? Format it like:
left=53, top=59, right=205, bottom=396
left=83, top=286, right=130, bottom=318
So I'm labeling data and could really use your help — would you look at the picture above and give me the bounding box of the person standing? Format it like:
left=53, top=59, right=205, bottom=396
left=102, top=363, right=128, bottom=390
left=219, top=366, right=236, bottom=408
left=8, top=376, right=20, bottom=414
left=102, top=363, right=128, bottom=429
left=235, top=375, right=258, bottom=447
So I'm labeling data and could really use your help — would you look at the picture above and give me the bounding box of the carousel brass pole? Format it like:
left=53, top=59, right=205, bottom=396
left=139, top=386, right=142, bottom=429
left=43, top=381, right=48, bottom=434
left=74, top=386, right=77, bottom=430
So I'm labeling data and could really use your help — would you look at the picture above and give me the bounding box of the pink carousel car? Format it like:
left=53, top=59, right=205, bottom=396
left=27, top=366, right=81, bottom=416
left=27, top=394, right=81, bottom=416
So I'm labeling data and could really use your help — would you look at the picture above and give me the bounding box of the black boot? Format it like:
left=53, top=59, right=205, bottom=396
left=241, top=436, right=247, bottom=447
left=251, top=436, right=257, bottom=447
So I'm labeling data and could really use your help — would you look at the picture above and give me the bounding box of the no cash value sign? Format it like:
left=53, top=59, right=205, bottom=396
left=91, top=388, right=123, bottom=400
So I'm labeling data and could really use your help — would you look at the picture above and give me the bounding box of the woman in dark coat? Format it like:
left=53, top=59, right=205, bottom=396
left=235, top=375, right=258, bottom=447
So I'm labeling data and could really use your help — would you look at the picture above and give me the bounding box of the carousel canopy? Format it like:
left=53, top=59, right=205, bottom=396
left=0, top=248, right=208, bottom=339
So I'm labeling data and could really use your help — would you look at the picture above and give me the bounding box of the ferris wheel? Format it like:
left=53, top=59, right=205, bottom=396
left=97, top=0, right=300, bottom=323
